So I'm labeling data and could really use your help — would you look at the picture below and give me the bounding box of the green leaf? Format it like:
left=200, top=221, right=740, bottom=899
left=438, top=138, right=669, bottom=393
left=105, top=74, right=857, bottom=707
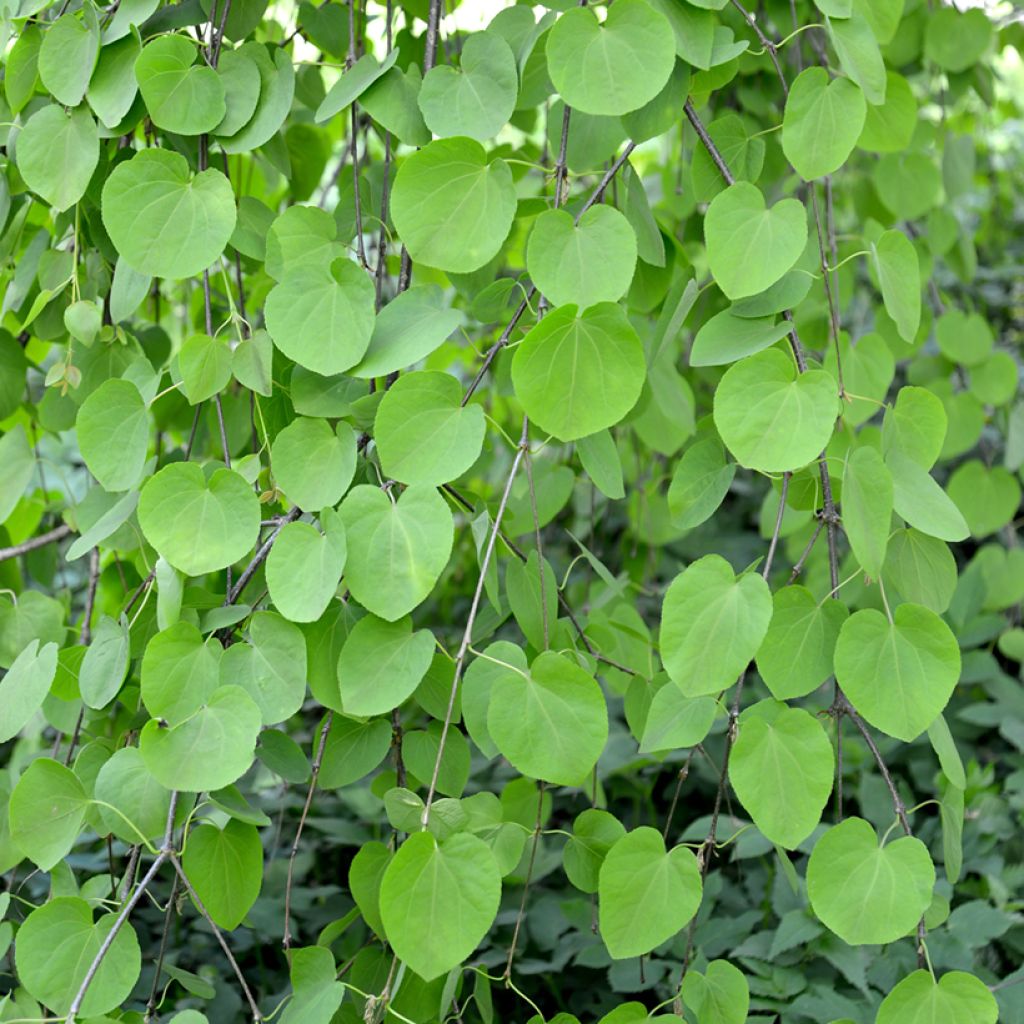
left=375, top=371, right=486, bottom=487
left=338, top=484, right=454, bottom=621
left=94, top=746, right=176, bottom=843
left=807, top=817, right=934, bottom=944
left=141, top=621, right=222, bottom=725
left=138, top=462, right=260, bottom=576
left=101, top=149, right=236, bottom=279
left=349, top=841, right=391, bottom=936
left=545, top=0, right=676, bottom=116
left=0, top=425, right=35, bottom=527
left=511, top=303, right=646, bottom=442
left=15, top=897, right=140, bottom=1016
left=391, top=137, right=516, bottom=273
left=16, top=104, right=98, bottom=212
left=139, top=685, right=261, bottom=791
left=349, top=285, right=461, bottom=379
left=577, top=429, right=625, bottom=500
left=935, top=310, right=993, bottom=368
left=270, top=417, right=356, bottom=511
left=782, top=67, right=866, bottom=180
left=927, top=713, right=966, bottom=791
left=871, top=230, right=920, bottom=344
left=680, top=959, right=749, bottom=1024
left=319, top=713, right=392, bottom=788
left=755, top=586, right=847, bottom=700
left=6, top=26, right=41, bottom=115
left=379, top=831, right=501, bottom=981
left=264, top=259, right=375, bottom=376
left=488, top=650, right=607, bottom=786
left=714, top=349, right=837, bottom=473
left=828, top=14, right=886, bottom=105
left=842, top=445, right=893, bottom=578
left=564, top=809, right=626, bottom=894
left=182, top=819, right=262, bottom=930
left=689, top=309, right=794, bottom=367
left=135, top=35, right=226, bottom=135
left=661, top=555, right=772, bottom=697
left=0, top=640, right=57, bottom=743
left=463, top=641, right=525, bottom=760
left=219, top=43, right=295, bottom=152
left=730, top=699, right=834, bottom=849
left=266, top=518, right=346, bottom=623
left=924, top=7, right=993, bottom=73
left=526, top=206, right=638, bottom=310
left=639, top=687, right=716, bottom=754
left=418, top=31, right=518, bottom=140
left=598, top=827, right=701, bottom=958
left=877, top=970, right=997, bottom=1024
left=220, top=612, right=307, bottom=725
left=215, top=46, right=261, bottom=135
left=704, top=182, right=808, bottom=300
left=882, top=386, right=947, bottom=470
left=858, top=71, right=916, bottom=153
left=315, top=50, right=398, bottom=123
left=76, top=378, right=149, bottom=492
left=179, top=333, right=232, bottom=404
left=38, top=9, right=99, bottom=107
left=9, top=758, right=88, bottom=870
left=280, top=945, right=345, bottom=1024
left=947, top=461, right=1021, bottom=539
left=337, top=614, right=434, bottom=717
left=883, top=529, right=957, bottom=614
left=505, top=551, right=559, bottom=651
left=886, top=450, right=969, bottom=543
left=834, top=604, right=961, bottom=742
left=79, top=614, right=130, bottom=708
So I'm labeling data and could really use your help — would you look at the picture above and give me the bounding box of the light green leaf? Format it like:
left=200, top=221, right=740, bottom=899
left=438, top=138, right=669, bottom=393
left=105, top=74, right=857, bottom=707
left=807, top=817, right=934, bottom=944
left=526, top=205, right=638, bottom=310
left=337, top=614, right=434, bottom=717
left=680, top=960, right=749, bottom=1024
left=379, top=831, right=501, bottom=981
left=338, top=484, right=454, bottom=621
left=266, top=518, right=346, bottom=623
left=280, top=945, right=345, bottom=1024
left=0, top=641, right=57, bottom=743
left=219, top=43, right=295, bottom=152
left=38, top=9, right=100, bottom=107
left=0, top=426, right=35, bottom=526
left=179, top=333, right=232, bottom=404
left=871, top=230, right=920, bottom=344
left=138, top=463, right=260, bottom=576
left=141, top=621, right=222, bottom=725
left=215, top=46, right=261, bottom=135
left=828, top=13, right=886, bottom=105
left=858, top=71, right=916, bottom=152
left=782, top=67, right=866, bottom=180
left=755, top=586, right=847, bottom=700
left=704, top=182, right=808, bottom=300
left=9, top=758, right=88, bottom=870
left=511, top=303, right=645, bottom=442
left=349, top=285, right=461, bottom=379
left=730, top=699, right=834, bottom=849
left=488, top=650, right=607, bottom=786
left=927, top=713, right=966, bottom=791
left=924, top=7, right=992, bottom=73
left=564, top=809, right=626, bottom=894
left=834, top=604, right=961, bottom=742
left=315, top=50, right=399, bottom=123
left=79, top=614, right=130, bottom=708
left=883, top=529, right=957, bottom=614
left=135, top=35, right=226, bottom=135
left=76, top=378, right=149, bottom=492
left=842, top=445, right=893, bottom=578
left=15, top=897, right=140, bottom=1016
left=270, top=417, right=356, bottom=511
left=319, top=713, right=392, bottom=789
left=689, top=309, right=794, bottom=367
left=220, top=612, right=307, bottom=725
left=94, top=746, right=175, bottom=843
left=877, top=970, right=997, bottom=1024
left=16, top=104, right=98, bottom=212
left=101, top=149, right=236, bottom=279
left=598, top=827, right=701, bottom=958
left=264, top=259, right=375, bottom=376
left=660, top=555, right=772, bottom=697
left=947, top=461, right=1020, bottom=539
left=419, top=31, right=518, bottom=140
left=182, top=820, right=262, bottom=930
left=639, top=687, right=716, bottom=754
left=375, top=371, right=486, bottom=487
left=882, top=386, right=947, bottom=470
left=577, top=429, right=625, bottom=500
left=546, top=0, right=676, bottom=116
left=935, top=310, right=993, bottom=368
left=139, top=685, right=261, bottom=792
left=886, top=450, right=969, bottom=543
left=391, top=137, right=516, bottom=273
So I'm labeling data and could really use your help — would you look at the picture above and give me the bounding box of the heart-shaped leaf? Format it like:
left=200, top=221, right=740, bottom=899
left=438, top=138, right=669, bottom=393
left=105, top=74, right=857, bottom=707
left=704, top=182, right=808, bottom=300
left=876, top=969, right=998, bottom=1024
left=76, top=378, right=150, bottom=492
left=101, top=149, right=236, bottom=279
left=270, top=417, right=357, bottom=511
left=135, top=35, right=226, bottom=135
left=16, top=104, right=99, bottom=212
left=834, top=604, right=961, bottom=742
left=182, top=820, right=263, bottom=930
left=139, top=462, right=260, bottom=577
left=782, top=67, right=866, bottom=180
left=266, top=517, right=346, bottom=623
left=807, top=817, right=934, bottom=945
left=0, top=640, right=58, bottom=743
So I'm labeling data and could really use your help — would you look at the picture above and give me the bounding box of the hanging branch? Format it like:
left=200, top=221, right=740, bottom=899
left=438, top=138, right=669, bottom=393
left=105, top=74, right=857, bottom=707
left=0, top=523, right=71, bottom=562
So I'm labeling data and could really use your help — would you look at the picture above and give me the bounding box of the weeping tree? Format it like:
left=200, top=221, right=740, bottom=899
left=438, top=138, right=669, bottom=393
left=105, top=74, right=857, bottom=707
left=0, top=0, right=1022, bottom=1021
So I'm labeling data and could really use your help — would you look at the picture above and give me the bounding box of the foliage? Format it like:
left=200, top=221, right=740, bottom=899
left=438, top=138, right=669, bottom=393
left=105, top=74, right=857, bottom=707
left=0, top=0, right=1022, bottom=1022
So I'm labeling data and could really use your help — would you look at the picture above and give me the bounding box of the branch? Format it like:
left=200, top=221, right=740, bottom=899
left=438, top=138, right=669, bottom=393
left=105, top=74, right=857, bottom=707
left=0, top=523, right=71, bottom=563
left=225, top=506, right=302, bottom=606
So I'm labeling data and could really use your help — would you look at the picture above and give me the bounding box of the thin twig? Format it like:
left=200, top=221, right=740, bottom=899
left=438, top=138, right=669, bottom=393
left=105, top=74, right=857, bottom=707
left=0, top=523, right=71, bottom=562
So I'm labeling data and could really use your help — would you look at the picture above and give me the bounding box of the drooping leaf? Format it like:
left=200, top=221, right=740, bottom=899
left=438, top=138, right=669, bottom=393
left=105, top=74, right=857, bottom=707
left=182, top=820, right=263, bottom=930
